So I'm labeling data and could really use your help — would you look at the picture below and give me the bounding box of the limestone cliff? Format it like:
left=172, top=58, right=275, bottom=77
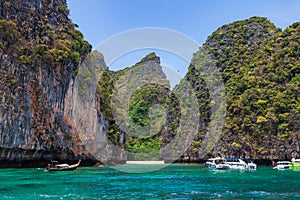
left=177, top=17, right=300, bottom=163
left=1, top=1, right=299, bottom=167
left=0, top=0, right=96, bottom=167
left=98, top=53, right=171, bottom=162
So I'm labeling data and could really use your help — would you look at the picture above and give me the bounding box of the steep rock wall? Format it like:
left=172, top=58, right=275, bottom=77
left=0, top=0, right=100, bottom=166
left=177, top=17, right=300, bottom=162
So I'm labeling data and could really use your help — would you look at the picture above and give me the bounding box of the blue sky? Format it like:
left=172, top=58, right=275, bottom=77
left=68, top=0, right=300, bottom=78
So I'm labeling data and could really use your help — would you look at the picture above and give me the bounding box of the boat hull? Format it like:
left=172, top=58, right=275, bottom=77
left=47, top=166, right=78, bottom=171
left=226, top=159, right=257, bottom=170
left=46, top=160, right=81, bottom=172
left=206, top=165, right=229, bottom=170
left=206, top=157, right=230, bottom=170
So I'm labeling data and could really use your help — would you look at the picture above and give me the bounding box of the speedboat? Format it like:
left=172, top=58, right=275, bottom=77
left=206, top=157, right=229, bottom=170
left=273, top=161, right=292, bottom=170
left=289, top=158, right=300, bottom=170
left=226, top=158, right=257, bottom=170
left=226, top=158, right=247, bottom=170
left=46, top=160, right=81, bottom=171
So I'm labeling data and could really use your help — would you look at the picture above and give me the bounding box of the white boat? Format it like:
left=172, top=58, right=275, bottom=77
left=226, top=158, right=247, bottom=170
left=246, top=161, right=257, bottom=170
left=226, top=158, right=257, bottom=170
left=206, top=157, right=229, bottom=170
left=273, top=161, right=292, bottom=170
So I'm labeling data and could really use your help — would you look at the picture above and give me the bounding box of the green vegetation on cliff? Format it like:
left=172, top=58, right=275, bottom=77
left=98, top=53, right=170, bottom=159
left=2, top=1, right=298, bottom=164
left=1, top=1, right=91, bottom=67
left=0, top=0, right=92, bottom=162
left=97, top=17, right=299, bottom=160
left=183, top=17, right=300, bottom=159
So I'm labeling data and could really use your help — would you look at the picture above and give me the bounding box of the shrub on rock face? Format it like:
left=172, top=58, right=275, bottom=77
left=0, top=20, right=20, bottom=50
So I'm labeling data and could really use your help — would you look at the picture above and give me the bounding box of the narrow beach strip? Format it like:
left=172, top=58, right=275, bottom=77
left=126, top=161, right=165, bottom=165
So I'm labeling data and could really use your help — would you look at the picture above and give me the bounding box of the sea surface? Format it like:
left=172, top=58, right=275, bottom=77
left=0, top=164, right=299, bottom=199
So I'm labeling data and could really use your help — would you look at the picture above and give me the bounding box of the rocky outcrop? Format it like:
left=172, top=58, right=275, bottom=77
left=176, top=17, right=300, bottom=162
left=0, top=0, right=96, bottom=166
left=97, top=53, right=171, bottom=162
left=0, top=2, right=299, bottom=167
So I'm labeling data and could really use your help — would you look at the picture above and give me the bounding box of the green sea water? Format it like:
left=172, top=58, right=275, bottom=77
left=0, top=164, right=299, bottom=199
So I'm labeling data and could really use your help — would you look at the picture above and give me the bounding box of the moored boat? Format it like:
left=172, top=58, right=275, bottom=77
left=206, top=157, right=229, bottom=170
left=226, top=158, right=247, bottom=170
left=46, top=160, right=81, bottom=171
left=273, top=161, right=292, bottom=170
left=246, top=160, right=257, bottom=170
left=289, top=158, right=300, bottom=170
left=226, top=158, right=257, bottom=170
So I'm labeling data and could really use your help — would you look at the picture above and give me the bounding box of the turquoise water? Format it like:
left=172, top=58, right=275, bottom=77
left=0, top=164, right=299, bottom=199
